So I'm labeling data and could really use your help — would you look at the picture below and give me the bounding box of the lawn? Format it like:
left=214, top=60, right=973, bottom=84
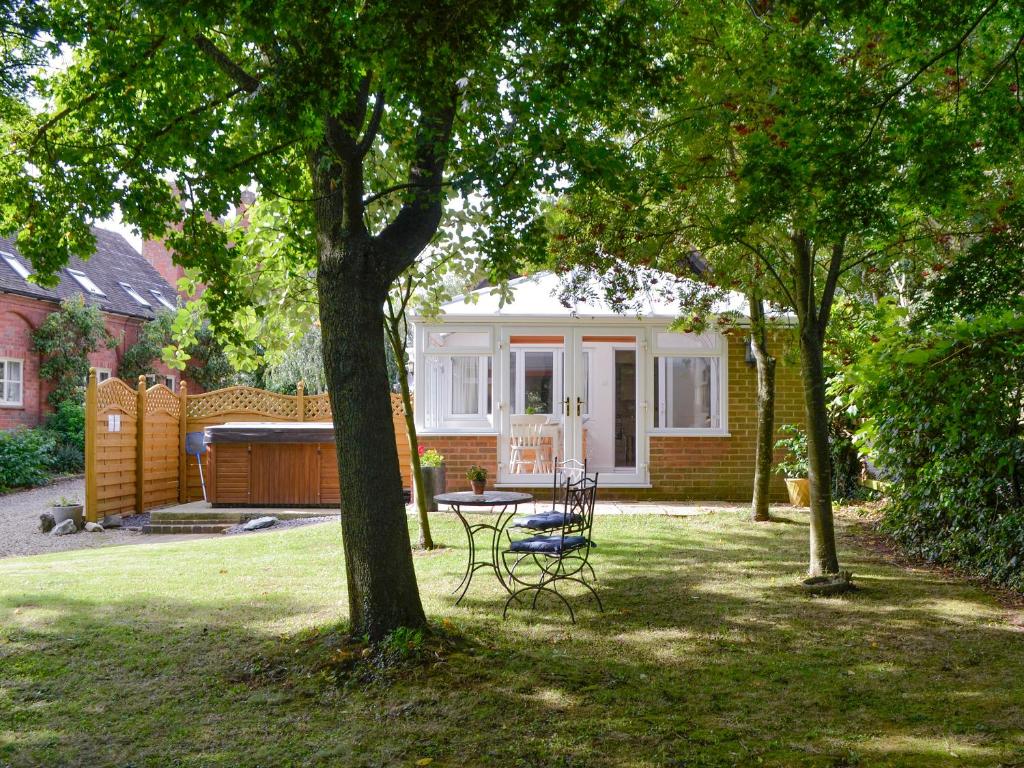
left=0, top=510, right=1022, bottom=768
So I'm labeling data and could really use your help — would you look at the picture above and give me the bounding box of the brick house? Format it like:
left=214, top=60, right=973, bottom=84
left=0, top=227, right=183, bottom=429
left=412, top=272, right=805, bottom=502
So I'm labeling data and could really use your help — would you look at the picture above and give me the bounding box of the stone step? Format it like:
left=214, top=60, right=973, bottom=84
left=143, top=523, right=234, bottom=535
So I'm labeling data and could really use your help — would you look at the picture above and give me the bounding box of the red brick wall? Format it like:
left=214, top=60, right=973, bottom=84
left=0, top=293, right=182, bottom=429
left=419, top=329, right=806, bottom=502
left=418, top=435, right=499, bottom=495
left=142, top=237, right=193, bottom=295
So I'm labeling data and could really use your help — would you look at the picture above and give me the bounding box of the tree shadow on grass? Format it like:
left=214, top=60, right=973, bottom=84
left=0, top=514, right=1021, bottom=768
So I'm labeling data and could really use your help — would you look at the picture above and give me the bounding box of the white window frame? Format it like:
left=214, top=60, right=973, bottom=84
left=1, top=251, right=31, bottom=282
left=95, top=368, right=112, bottom=383
left=442, top=355, right=489, bottom=423
left=67, top=268, right=106, bottom=296
left=163, top=375, right=176, bottom=392
left=149, top=289, right=177, bottom=311
left=649, top=329, right=729, bottom=436
left=0, top=358, right=24, bottom=407
left=119, top=282, right=151, bottom=307
left=416, top=324, right=495, bottom=433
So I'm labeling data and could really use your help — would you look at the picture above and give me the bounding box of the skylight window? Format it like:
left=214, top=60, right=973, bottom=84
left=1, top=251, right=31, bottom=282
left=149, top=289, right=177, bottom=311
left=67, top=268, right=106, bottom=297
left=119, top=282, right=151, bottom=307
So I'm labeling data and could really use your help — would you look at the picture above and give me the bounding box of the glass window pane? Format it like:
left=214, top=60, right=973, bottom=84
left=426, top=330, right=490, bottom=353
left=524, top=351, right=554, bottom=414
left=450, top=357, right=480, bottom=415
left=654, top=356, right=720, bottom=429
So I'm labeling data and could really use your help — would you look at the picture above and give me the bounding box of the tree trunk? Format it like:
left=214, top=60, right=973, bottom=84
left=385, top=313, right=434, bottom=549
left=797, top=322, right=840, bottom=575
left=318, top=255, right=427, bottom=641
left=753, top=325, right=774, bottom=524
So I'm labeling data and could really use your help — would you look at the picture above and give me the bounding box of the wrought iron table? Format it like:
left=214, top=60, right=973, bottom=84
left=434, top=491, right=534, bottom=604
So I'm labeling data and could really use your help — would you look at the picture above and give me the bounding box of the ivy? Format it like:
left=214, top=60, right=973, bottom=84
left=31, top=295, right=115, bottom=408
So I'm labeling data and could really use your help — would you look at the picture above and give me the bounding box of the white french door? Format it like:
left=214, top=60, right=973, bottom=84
left=498, top=326, right=647, bottom=487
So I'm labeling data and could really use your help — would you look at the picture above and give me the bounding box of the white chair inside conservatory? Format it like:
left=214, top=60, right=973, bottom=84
left=509, top=414, right=553, bottom=473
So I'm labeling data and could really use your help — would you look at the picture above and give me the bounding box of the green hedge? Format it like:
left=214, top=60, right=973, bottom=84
left=851, top=307, right=1024, bottom=590
left=0, top=428, right=56, bottom=492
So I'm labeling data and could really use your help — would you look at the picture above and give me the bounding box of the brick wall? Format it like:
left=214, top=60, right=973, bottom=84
left=418, top=435, right=499, bottom=495
left=0, top=292, right=182, bottom=429
left=419, top=329, right=806, bottom=502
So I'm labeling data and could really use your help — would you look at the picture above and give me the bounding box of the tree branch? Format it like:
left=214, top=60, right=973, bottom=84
left=816, top=237, right=845, bottom=334
left=356, top=91, right=385, bottom=157
left=193, top=33, right=261, bottom=92
left=376, top=96, right=458, bottom=277
left=860, top=0, right=998, bottom=147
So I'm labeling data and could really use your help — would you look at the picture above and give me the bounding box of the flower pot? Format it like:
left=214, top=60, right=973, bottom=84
left=418, top=465, right=446, bottom=512
left=471, top=479, right=486, bottom=495
left=785, top=478, right=810, bottom=507
left=50, top=504, right=84, bottom=530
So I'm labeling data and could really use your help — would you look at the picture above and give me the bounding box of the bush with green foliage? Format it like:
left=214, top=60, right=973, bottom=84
left=850, top=304, right=1024, bottom=590
left=773, top=425, right=808, bottom=479
left=0, top=428, right=55, bottom=491
left=31, top=295, right=115, bottom=408
left=44, top=400, right=86, bottom=473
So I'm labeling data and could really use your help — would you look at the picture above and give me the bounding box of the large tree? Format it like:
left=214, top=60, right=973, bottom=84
left=548, top=0, right=1024, bottom=576
left=3, top=0, right=652, bottom=638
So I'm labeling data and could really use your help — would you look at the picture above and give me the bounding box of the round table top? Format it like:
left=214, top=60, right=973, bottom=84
left=434, top=491, right=533, bottom=507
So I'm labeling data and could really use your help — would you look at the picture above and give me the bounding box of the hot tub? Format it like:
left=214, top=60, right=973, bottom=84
left=203, top=422, right=340, bottom=507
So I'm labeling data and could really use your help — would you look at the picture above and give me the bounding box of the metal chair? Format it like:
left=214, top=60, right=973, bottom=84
left=507, top=457, right=588, bottom=535
left=184, top=431, right=209, bottom=502
left=508, top=414, right=553, bottom=473
left=502, top=472, right=601, bottom=623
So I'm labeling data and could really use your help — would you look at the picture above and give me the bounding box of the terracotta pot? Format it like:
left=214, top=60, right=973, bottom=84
left=785, top=478, right=810, bottom=507
left=471, top=479, right=486, bottom=495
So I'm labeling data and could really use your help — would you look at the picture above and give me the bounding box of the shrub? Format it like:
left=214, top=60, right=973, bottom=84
left=44, top=400, right=86, bottom=473
left=0, top=429, right=55, bottom=491
left=850, top=305, right=1024, bottom=590
left=773, top=425, right=808, bottom=479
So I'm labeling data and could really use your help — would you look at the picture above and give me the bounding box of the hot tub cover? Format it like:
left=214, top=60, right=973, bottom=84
left=203, top=422, right=336, bottom=444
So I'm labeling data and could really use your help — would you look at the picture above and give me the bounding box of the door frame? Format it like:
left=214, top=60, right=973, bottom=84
left=496, top=324, right=650, bottom=487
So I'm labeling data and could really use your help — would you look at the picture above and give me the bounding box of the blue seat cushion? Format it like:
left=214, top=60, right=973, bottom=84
left=508, top=535, right=591, bottom=554
left=509, top=511, right=583, bottom=530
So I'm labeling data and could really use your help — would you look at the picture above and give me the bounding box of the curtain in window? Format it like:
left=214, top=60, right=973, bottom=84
left=450, top=357, right=480, bottom=415
left=424, top=357, right=446, bottom=429
left=1, top=361, right=21, bottom=404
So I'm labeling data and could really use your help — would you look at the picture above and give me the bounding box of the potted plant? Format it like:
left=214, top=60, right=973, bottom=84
left=774, top=425, right=810, bottom=507
left=417, top=447, right=446, bottom=512
left=49, top=496, right=85, bottom=530
left=466, top=465, right=488, bottom=495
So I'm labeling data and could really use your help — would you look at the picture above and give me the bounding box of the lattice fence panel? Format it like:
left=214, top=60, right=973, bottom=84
left=96, top=378, right=137, bottom=417
left=146, top=384, right=180, bottom=417
left=187, top=386, right=299, bottom=421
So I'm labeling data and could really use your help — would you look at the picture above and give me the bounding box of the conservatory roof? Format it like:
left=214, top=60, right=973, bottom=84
left=421, top=271, right=753, bottom=323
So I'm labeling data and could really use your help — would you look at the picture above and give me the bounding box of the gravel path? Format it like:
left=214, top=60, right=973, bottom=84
left=0, top=478, right=146, bottom=558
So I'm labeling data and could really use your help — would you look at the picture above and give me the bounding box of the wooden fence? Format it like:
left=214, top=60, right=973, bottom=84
left=84, top=370, right=411, bottom=522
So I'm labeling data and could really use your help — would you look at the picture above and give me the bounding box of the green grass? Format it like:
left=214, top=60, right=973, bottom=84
left=1, top=510, right=1022, bottom=768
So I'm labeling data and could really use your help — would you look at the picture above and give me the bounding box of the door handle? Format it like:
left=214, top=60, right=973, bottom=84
left=563, top=397, right=571, bottom=417
left=576, top=397, right=584, bottom=416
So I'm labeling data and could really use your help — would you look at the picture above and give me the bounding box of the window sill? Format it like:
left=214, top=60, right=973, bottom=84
left=650, top=430, right=732, bottom=438
left=417, top=429, right=499, bottom=437
left=0, top=403, right=24, bottom=409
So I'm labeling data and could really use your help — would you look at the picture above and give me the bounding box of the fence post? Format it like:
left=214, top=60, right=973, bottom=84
left=178, top=380, right=188, bottom=503
left=136, top=375, right=147, bottom=514
left=85, top=368, right=98, bottom=523
left=296, top=380, right=305, bottom=422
